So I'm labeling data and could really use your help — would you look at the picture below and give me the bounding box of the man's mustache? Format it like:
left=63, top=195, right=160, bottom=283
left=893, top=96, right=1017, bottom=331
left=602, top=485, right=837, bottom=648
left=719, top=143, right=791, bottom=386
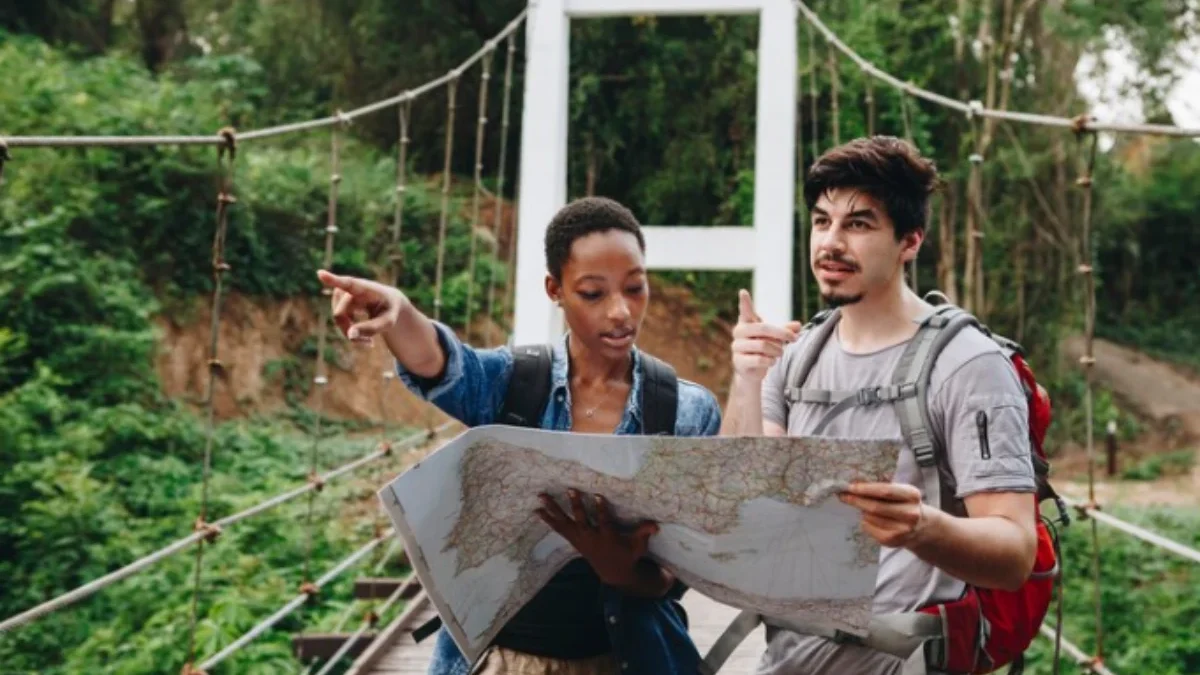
left=815, top=253, right=860, bottom=271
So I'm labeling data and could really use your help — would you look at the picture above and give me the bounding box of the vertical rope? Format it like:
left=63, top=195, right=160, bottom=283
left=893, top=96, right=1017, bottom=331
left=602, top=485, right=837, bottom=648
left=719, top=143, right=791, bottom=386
left=487, top=34, right=518, bottom=347
left=1074, top=119, right=1103, bottom=665
left=182, top=127, right=237, bottom=674
left=464, top=51, right=494, bottom=340
left=898, top=88, right=918, bottom=292
left=964, top=102, right=985, bottom=314
left=434, top=75, right=460, bottom=323
left=390, top=98, right=412, bottom=285
left=807, top=23, right=819, bottom=159
left=301, top=116, right=347, bottom=588
left=796, top=49, right=809, bottom=321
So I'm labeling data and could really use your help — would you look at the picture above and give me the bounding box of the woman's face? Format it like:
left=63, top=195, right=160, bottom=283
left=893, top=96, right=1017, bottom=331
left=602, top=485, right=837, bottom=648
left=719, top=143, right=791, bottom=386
left=545, top=229, right=649, bottom=361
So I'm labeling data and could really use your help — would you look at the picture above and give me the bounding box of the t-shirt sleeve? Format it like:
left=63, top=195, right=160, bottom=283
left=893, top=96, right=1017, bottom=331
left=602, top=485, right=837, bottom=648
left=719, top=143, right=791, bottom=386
left=929, top=351, right=1036, bottom=499
left=761, top=349, right=789, bottom=430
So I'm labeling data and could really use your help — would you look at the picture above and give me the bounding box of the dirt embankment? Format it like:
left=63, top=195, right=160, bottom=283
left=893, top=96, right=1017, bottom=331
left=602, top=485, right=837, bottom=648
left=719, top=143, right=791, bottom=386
left=152, top=278, right=736, bottom=428
left=1061, top=335, right=1200, bottom=439
left=1056, top=336, right=1200, bottom=506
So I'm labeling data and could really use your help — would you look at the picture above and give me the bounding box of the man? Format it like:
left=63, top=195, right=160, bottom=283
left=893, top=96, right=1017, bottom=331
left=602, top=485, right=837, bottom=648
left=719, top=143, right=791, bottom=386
left=720, top=136, right=1039, bottom=674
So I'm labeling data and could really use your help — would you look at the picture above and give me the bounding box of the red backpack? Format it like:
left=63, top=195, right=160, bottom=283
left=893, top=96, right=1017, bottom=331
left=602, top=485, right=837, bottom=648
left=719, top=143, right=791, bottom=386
left=701, top=298, right=1069, bottom=675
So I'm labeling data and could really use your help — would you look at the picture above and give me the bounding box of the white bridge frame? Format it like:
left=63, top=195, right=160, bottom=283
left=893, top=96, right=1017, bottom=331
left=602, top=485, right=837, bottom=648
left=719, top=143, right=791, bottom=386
left=512, top=0, right=797, bottom=344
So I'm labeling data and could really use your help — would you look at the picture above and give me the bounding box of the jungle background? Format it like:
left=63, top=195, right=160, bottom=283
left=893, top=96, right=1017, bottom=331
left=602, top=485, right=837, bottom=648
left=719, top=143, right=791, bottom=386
left=1, top=0, right=1198, bottom=673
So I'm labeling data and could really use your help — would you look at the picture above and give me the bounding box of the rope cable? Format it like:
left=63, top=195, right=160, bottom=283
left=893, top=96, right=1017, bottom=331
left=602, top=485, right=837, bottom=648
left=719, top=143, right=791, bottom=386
left=0, top=424, right=449, bottom=634
left=807, top=22, right=819, bottom=160
left=897, top=87, right=918, bottom=292
left=1038, top=625, right=1118, bottom=675
left=301, top=119, right=347, bottom=586
left=486, top=33, right=518, bottom=348
left=791, top=0, right=1200, bottom=138
left=194, top=531, right=391, bottom=673
left=433, top=76, right=460, bottom=323
left=465, top=50, right=495, bottom=340
left=796, top=38, right=809, bottom=321
left=1074, top=124, right=1104, bottom=665
left=2, top=11, right=527, bottom=149
left=390, top=99, right=412, bottom=284
left=182, top=127, right=237, bottom=672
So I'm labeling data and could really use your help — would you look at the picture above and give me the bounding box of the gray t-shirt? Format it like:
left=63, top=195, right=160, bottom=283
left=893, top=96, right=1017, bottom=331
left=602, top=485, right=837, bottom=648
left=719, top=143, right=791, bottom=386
left=755, top=320, right=1036, bottom=675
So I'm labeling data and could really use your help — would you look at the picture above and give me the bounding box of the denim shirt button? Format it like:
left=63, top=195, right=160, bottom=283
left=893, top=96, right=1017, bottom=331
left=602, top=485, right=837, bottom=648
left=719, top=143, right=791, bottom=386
left=608, top=615, right=618, bottom=625
left=621, top=662, right=629, bottom=670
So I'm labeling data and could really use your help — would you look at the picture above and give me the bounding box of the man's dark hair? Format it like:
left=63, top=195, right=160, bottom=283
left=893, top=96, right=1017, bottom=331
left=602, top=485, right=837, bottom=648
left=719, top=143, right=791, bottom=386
left=804, top=136, right=940, bottom=239
left=544, top=196, right=645, bottom=280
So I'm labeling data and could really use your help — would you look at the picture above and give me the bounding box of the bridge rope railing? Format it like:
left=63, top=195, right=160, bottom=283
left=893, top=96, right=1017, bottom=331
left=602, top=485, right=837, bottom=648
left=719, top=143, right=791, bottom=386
left=0, top=422, right=452, bottom=635
left=0, top=11, right=527, bottom=674
left=1, top=10, right=528, bottom=151
left=793, top=0, right=1200, bottom=139
left=193, top=528, right=392, bottom=674
left=794, top=2, right=1200, bottom=674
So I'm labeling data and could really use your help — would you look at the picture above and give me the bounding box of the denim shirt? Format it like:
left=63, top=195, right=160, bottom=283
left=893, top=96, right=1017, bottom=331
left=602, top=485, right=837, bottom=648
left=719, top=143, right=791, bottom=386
left=395, top=322, right=722, bottom=675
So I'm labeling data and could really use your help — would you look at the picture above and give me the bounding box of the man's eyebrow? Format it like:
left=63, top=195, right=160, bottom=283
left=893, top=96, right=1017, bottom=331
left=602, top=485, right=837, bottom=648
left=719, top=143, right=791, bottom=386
left=847, top=209, right=878, bottom=221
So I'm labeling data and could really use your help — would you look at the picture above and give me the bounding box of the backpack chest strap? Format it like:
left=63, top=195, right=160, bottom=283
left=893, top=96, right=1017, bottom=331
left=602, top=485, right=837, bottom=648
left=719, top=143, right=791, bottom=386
left=802, top=383, right=919, bottom=436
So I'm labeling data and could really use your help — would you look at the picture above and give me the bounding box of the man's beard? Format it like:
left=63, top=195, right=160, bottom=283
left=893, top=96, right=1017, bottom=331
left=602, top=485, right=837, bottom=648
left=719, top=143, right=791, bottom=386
left=820, top=291, right=864, bottom=308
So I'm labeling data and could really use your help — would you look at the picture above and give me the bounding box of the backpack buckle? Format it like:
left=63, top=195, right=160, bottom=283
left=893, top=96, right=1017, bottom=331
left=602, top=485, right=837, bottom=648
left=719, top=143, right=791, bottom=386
left=856, top=387, right=882, bottom=406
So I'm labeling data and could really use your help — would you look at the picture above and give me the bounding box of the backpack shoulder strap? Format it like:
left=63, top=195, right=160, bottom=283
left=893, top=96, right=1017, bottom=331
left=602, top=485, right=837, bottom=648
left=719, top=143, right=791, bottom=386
left=639, top=352, right=678, bottom=435
left=890, top=303, right=982, bottom=513
left=783, top=308, right=842, bottom=407
left=496, top=344, right=553, bottom=427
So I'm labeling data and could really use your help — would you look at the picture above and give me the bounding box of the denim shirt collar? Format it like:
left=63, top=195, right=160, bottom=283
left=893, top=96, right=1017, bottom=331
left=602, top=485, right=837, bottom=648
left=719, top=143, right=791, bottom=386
left=548, top=332, right=644, bottom=433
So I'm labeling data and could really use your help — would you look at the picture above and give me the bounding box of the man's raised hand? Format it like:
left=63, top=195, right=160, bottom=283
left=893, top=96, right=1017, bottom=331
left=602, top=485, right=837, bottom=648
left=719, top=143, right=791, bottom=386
left=316, top=270, right=406, bottom=345
left=730, top=289, right=802, bottom=381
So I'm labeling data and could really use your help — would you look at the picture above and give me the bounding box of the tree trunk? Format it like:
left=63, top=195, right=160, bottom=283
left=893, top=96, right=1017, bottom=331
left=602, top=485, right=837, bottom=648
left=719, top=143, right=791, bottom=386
left=135, top=0, right=188, bottom=72
left=585, top=133, right=597, bottom=197
left=828, top=52, right=841, bottom=146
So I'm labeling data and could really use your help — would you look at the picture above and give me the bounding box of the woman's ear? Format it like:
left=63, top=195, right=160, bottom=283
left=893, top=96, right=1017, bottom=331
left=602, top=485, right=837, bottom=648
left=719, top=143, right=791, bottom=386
left=544, top=273, right=561, bottom=305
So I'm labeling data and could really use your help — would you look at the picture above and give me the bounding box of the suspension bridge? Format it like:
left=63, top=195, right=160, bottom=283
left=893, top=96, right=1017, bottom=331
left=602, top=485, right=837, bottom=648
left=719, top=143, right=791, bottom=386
left=2, top=1, right=1199, bottom=674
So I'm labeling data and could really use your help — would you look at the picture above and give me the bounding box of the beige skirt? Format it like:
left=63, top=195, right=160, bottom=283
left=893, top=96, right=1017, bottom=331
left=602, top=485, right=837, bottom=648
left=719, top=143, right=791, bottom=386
left=472, top=646, right=622, bottom=675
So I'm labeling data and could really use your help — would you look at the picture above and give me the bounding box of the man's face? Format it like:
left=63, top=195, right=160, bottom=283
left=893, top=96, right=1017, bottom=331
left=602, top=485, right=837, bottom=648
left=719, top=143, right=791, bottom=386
left=809, top=187, right=920, bottom=307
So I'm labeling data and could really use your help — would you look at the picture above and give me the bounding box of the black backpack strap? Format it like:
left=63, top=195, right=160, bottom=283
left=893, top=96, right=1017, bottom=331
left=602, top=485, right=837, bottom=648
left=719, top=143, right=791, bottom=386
left=496, top=344, right=554, bottom=427
left=639, top=352, right=678, bottom=435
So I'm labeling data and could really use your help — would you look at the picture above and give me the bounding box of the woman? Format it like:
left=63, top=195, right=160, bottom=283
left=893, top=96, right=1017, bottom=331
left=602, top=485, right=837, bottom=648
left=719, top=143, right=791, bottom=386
left=316, top=196, right=721, bottom=675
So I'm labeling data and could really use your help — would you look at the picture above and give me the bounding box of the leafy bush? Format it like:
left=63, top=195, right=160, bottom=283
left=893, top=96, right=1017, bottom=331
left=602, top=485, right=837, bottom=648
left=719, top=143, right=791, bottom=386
left=1025, top=505, right=1200, bottom=674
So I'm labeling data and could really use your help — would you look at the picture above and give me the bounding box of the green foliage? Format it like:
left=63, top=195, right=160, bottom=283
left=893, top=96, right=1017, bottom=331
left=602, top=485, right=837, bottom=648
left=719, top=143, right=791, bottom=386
left=2, top=0, right=1200, bottom=671
left=1094, top=141, right=1200, bottom=372
left=1044, top=370, right=1143, bottom=453
left=0, top=30, right=478, bottom=673
left=1024, top=506, right=1200, bottom=674
left=1121, top=449, right=1197, bottom=481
